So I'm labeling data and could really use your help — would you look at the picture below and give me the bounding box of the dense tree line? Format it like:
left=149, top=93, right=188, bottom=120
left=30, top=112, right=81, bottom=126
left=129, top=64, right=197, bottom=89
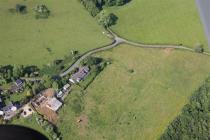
left=0, top=65, right=39, bottom=84
left=78, top=0, right=130, bottom=27
left=160, top=77, right=210, bottom=140
left=36, top=114, right=61, bottom=140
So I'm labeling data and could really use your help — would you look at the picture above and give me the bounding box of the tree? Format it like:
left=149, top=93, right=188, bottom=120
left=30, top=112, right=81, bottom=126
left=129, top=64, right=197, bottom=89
left=104, top=0, right=116, bottom=6
left=34, top=5, right=50, bottom=19
left=195, top=44, right=204, bottom=53
left=42, top=75, right=53, bottom=88
left=96, top=10, right=118, bottom=27
left=116, top=0, right=126, bottom=6
left=16, top=4, right=27, bottom=14
left=52, top=81, right=59, bottom=91
left=7, top=69, right=12, bottom=80
left=13, top=65, right=21, bottom=78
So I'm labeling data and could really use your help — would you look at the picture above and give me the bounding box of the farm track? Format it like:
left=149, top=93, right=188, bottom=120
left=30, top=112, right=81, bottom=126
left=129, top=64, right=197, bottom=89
left=60, top=28, right=210, bottom=77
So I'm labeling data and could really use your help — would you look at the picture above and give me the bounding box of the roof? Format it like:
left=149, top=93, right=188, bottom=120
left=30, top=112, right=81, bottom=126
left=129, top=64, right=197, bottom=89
left=71, top=66, right=90, bottom=82
left=46, top=97, right=62, bottom=112
left=63, top=84, right=70, bottom=90
left=15, top=79, right=23, bottom=86
left=10, top=79, right=24, bottom=93
left=2, top=103, right=13, bottom=112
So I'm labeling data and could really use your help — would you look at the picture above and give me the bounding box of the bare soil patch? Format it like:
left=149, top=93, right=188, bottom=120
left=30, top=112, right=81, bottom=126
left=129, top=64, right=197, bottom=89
left=164, top=48, right=174, bottom=55
left=76, top=114, right=88, bottom=126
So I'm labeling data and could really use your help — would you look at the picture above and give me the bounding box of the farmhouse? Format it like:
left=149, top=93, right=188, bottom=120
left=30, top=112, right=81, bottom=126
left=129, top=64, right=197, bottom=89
left=32, top=88, right=62, bottom=123
left=69, top=66, right=90, bottom=83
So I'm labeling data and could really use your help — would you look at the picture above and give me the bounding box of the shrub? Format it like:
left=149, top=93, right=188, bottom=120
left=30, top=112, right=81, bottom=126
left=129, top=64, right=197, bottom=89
left=96, top=10, right=118, bottom=27
left=194, top=44, right=204, bottom=53
left=128, top=69, right=134, bottom=73
left=16, top=4, right=27, bottom=14
left=34, top=5, right=50, bottom=19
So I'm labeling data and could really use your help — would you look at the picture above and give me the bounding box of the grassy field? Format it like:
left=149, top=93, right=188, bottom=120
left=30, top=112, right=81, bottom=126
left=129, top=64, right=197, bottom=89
left=55, top=45, right=210, bottom=140
left=108, top=0, right=208, bottom=50
left=0, top=0, right=110, bottom=66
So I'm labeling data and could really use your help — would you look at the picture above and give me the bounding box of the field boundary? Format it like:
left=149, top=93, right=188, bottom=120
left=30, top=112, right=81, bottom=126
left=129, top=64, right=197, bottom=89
left=60, top=28, right=210, bottom=77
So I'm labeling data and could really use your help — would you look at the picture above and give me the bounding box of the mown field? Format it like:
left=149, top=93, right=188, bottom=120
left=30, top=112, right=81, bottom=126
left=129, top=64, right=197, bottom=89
left=0, top=0, right=110, bottom=66
left=56, top=45, right=210, bottom=140
left=108, top=0, right=208, bottom=50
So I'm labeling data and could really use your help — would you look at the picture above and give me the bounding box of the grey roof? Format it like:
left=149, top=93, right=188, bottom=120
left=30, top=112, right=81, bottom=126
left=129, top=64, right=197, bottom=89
left=15, top=79, right=23, bottom=87
left=10, top=79, right=24, bottom=93
left=2, top=103, right=13, bottom=112
left=71, top=66, right=89, bottom=81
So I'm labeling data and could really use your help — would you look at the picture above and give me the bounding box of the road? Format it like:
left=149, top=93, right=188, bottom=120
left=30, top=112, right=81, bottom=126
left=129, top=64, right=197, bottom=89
left=196, top=0, right=210, bottom=47
left=60, top=28, right=209, bottom=77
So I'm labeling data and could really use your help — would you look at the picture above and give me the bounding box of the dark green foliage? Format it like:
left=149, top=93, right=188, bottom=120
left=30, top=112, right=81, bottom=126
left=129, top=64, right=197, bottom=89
left=81, top=56, right=103, bottom=66
left=195, top=44, right=204, bottom=53
left=0, top=65, right=14, bottom=83
left=79, top=0, right=100, bottom=17
left=160, top=77, right=210, bottom=140
left=35, top=115, right=61, bottom=140
left=97, top=10, right=118, bottom=27
left=128, top=69, right=134, bottom=73
left=34, top=5, right=50, bottom=19
left=79, top=57, right=107, bottom=89
left=0, top=65, right=40, bottom=85
left=16, top=4, right=27, bottom=14
left=79, top=0, right=130, bottom=17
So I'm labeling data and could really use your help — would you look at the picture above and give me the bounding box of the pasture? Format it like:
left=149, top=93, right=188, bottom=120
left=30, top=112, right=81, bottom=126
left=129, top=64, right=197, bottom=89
left=57, top=45, right=210, bottom=140
left=0, top=0, right=110, bottom=66
left=108, top=0, right=209, bottom=50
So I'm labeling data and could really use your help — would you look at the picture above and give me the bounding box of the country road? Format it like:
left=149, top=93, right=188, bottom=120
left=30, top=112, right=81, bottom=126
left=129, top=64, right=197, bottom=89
left=59, top=28, right=209, bottom=77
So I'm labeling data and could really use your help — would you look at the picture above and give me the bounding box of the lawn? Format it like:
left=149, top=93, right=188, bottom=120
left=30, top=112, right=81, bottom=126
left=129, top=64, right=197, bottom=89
left=57, top=45, right=210, bottom=140
left=0, top=0, right=110, bottom=66
left=107, top=0, right=209, bottom=50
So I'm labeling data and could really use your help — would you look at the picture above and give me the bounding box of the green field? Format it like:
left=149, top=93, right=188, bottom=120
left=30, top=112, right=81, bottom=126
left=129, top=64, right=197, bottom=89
left=108, top=0, right=208, bottom=50
left=56, top=45, right=210, bottom=140
left=0, top=0, right=110, bottom=66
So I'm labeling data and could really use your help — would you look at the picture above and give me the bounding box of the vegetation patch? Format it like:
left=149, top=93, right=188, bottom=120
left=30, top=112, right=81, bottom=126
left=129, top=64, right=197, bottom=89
left=160, top=77, right=210, bottom=140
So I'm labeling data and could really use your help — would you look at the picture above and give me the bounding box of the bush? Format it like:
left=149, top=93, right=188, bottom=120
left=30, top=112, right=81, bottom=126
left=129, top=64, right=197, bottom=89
left=96, top=10, right=118, bottom=27
left=35, top=115, right=61, bottom=140
left=34, top=5, right=50, bottom=19
left=128, top=69, right=134, bottom=73
left=194, top=44, right=204, bottom=53
left=16, top=4, right=27, bottom=14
